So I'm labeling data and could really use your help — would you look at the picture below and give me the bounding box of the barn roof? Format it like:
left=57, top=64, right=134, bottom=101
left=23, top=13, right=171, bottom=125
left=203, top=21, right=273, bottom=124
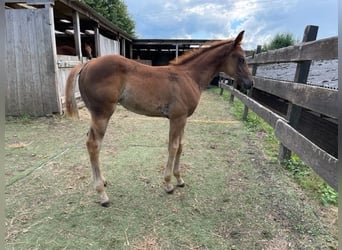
left=55, top=0, right=133, bottom=41
left=5, top=0, right=134, bottom=41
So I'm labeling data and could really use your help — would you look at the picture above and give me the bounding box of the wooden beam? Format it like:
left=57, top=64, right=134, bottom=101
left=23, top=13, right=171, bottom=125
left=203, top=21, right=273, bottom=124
left=243, top=45, right=261, bottom=120
left=5, top=0, right=53, bottom=4
left=247, top=36, right=337, bottom=65
left=175, top=43, right=179, bottom=62
left=253, top=77, right=338, bottom=119
left=220, top=84, right=284, bottom=128
left=49, top=3, right=62, bottom=114
left=72, top=10, right=82, bottom=60
left=279, top=25, right=318, bottom=161
left=121, top=38, right=126, bottom=57
left=275, top=119, right=338, bottom=191
left=58, top=0, right=132, bottom=41
left=94, top=26, right=100, bottom=57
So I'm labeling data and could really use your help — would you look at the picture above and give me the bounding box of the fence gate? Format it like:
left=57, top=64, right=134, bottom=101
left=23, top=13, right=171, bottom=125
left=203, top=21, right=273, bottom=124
left=56, top=56, right=82, bottom=105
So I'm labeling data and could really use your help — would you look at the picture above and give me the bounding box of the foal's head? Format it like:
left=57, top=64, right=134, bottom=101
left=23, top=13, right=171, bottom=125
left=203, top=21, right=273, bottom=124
left=221, top=31, right=254, bottom=90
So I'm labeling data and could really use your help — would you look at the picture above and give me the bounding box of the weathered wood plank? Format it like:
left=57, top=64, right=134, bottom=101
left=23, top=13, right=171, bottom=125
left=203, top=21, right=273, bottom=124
left=56, top=55, right=83, bottom=103
left=34, top=7, right=59, bottom=115
left=274, top=119, right=338, bottom=191
left=5, top=8, right=59, bottom=116
left=30, top=7, right=44, bottom=115
left=247, top=36, right=337, bottom=64
left=99, top=33, right=120, bottom=56
left=73, top=10, right=82, bottom=59
left=253, top=77, right=338, bottom=118
left=5, top=0, right=53, bottom=4
left=243, top=45, right=261, bottom=120
left=5, top=9, right=20, bottom=115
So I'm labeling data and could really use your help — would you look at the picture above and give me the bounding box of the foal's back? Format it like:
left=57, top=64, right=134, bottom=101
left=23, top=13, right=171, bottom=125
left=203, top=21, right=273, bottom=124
left=78, top=54, right=201, bottom=119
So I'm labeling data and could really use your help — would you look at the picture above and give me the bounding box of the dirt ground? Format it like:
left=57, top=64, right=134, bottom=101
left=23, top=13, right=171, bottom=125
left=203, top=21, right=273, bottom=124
left=5, top=90, right=337, bottom=249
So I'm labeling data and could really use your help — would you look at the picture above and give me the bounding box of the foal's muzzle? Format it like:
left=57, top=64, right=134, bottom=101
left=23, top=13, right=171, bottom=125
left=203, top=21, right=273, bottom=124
left=244, top=79, right=254, bottom=90
left=238, top=78, right=254, bottom=90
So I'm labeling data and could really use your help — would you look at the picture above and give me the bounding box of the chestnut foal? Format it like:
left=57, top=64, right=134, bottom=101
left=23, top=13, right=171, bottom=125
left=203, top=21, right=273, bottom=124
left=65, top=31, right=253, bottom=206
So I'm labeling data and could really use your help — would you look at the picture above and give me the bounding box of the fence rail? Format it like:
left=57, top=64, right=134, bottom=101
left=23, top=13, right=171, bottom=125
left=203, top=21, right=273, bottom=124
left=218, top=25, right=338, bottom=191
left=248, top=36, right=338, bottom=64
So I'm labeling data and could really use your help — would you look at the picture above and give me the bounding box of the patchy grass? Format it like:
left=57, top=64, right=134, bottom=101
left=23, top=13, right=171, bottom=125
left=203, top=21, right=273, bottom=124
left=284, top=157, right=338, bottom=206
left=5, top=90, right=337, bottom=249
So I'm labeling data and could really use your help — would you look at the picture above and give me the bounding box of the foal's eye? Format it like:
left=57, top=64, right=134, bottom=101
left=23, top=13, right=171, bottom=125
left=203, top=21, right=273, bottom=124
left=238, top=57, right=245, bottom=64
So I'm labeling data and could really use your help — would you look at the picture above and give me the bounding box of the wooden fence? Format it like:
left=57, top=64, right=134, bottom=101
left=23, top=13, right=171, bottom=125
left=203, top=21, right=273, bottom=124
left=219, top=25, right=338, bottom=191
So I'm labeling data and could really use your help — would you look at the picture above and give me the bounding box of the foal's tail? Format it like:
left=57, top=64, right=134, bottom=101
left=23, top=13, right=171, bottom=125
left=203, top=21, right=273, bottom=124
left=65, top=63, right=84, bottom=118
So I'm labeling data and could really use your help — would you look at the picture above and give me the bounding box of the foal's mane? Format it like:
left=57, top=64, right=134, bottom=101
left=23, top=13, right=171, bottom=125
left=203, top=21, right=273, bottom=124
left=170, top=39, right=235, bottom=66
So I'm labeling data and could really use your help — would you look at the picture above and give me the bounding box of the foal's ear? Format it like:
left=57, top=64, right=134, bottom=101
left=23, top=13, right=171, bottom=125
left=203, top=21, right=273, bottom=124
left=234, top=30, right=245, bottom=47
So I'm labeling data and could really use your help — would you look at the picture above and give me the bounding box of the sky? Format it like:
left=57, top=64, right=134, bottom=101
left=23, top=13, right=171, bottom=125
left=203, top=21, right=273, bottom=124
left=124, top=0, right=338, bottom=50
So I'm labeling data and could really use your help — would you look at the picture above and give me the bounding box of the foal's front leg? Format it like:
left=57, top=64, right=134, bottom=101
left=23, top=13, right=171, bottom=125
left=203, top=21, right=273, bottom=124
left=164, top=117, right=186, bottom=193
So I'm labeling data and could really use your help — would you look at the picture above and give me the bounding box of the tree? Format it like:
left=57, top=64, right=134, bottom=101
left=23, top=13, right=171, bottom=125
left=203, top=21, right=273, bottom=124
left=83, top=0, right=136, bottom=37
left=262, top=33, right=296, bottom=51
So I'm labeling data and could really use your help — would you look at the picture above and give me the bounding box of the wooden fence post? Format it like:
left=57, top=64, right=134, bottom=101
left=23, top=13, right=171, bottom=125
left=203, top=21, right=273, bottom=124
left=219, top=73, right=224, bottom=95
left=243, top=45, right=261, bottom=120
left=278, top=25, right=319, bottom=162
left=72, top=10, right=82, bottom=60
left=229, top=80, right=237, bottom=103
left=94, top=26, right=100, bottom=57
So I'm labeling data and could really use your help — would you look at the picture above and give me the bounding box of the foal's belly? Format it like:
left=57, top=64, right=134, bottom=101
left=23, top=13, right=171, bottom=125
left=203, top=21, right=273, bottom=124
left=119, top=94, right=170, bottom=118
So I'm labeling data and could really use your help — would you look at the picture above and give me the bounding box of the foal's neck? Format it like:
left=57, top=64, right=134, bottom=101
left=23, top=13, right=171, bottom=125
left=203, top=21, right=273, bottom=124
left=180, top=43, right=232, bottom=90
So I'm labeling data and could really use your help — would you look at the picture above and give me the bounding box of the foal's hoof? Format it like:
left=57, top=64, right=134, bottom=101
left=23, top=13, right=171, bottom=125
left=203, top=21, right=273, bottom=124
left=101, top=201, right=110, bottom=207
left=165, top=188, right=174, bottom=194
left=164, top=184, right=175, bottom=194
left=177, top=182, right=185, bottom=188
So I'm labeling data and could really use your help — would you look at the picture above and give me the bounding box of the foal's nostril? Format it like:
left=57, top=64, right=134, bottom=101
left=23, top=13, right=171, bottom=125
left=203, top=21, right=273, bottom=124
left=244, top=80, right=254, bottom=90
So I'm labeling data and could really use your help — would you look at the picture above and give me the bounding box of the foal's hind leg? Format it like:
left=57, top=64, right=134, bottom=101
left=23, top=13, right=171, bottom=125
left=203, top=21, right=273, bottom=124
left=87, top=112, right=113, bottom=206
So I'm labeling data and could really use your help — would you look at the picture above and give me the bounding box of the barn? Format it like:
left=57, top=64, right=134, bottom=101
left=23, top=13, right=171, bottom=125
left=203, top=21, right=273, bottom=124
left=5, top=0, right=226, bottom=116
left=5, top=0, right=133, bottom=116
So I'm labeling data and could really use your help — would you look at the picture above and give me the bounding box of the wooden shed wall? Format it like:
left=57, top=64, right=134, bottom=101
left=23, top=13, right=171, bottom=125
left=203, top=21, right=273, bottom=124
left=98, top=34, right=120, bottom=56
left=6, top=7, right=60, bottom=116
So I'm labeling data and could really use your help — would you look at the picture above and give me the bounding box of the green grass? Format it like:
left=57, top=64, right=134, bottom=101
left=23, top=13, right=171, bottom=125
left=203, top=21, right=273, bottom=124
left=212, top=87, right=338, bottom=207
left=284, top=157, right=338, bottom=206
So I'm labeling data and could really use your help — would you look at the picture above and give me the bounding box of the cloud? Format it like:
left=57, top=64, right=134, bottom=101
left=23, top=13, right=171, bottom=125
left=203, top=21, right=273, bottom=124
left=125, top=0, right=337, bottom=49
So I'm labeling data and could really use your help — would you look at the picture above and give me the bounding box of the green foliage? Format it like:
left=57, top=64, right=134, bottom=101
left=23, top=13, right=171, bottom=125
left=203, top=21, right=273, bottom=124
left=284, top=157, right=310, bottom=181
left=319, top=183, right=338, bottom=206
left=284, top=156, right=337, bottom=206
left=262, top=33, right=296, bottom=51
left=83, top=0, right=136, bottom=36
